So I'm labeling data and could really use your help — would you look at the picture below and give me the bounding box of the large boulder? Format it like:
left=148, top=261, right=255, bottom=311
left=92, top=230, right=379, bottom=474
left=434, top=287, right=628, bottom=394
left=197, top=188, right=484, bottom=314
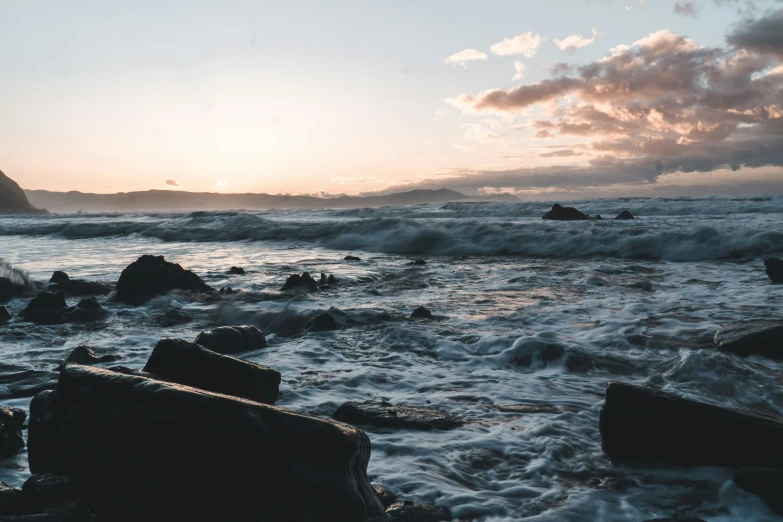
left=764, top=258, right=783, bottom=283
left=0, top=407, right=25, bottom=460
left=733, top=468, right=783, bottom=515
left=0, top=170, right=47, bottom=215
left=713, top=322, right=783, bottom=360
left=28, top=365, right=385, bottom=522
left=143, top=338, right=280, bottom=404
left=47, top=272, right=112, bottom=297
left=193, top=326, right=266, bottom=355
left=542, top=203, right=588, bottom=220
left=599, top=382, right=783, bottom=468
left=334, top=401, right=462, bottom=431
left=115, top=255, right=213, bottom=305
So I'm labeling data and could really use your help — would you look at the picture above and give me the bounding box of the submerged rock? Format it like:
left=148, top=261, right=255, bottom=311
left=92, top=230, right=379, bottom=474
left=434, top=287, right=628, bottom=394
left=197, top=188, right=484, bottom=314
left=599, top=381, right=783, bottom=468
left=227, top=266, right=245, bottom=275
left=280, top=272, right=318, bottom=291
left=0, top=407, right=26, bottom=460
left=542, top=203, right=588, bottom=221
left=28, top=365, right=385, bottom=522
left=344, top=256, right=361, bottom=262
left=306, top=313, right=340, bottom=332
left=154, top=308, right=192, bottom=327
left=115, top=255, right=213, bottom=306
left=764, top=258, right=783, bottom=283
left=18, top=291, right=68, bottom=325
left=194, top=325, right=267, bottom=355
left=713, top=322, right=783, bottom=360
left=386, top=501, right=451, bottom=522
left=57, top=347, right=121, bottom=372
left=410, top=306, right=432, bottom=319
left=65, top=298, right=108, bottom=323
left=615, top=210, right=635, bottom=220
left=334, top=401, right=462, bottom=431
left=733, top=468, right=783, bottom=515
left=407, top=259, right=426, bottom=266
left=143, top=338, right=280, bottom=404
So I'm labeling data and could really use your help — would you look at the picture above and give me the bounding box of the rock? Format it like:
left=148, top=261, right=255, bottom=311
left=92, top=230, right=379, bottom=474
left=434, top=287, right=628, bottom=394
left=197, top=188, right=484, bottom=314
left=21, top=474, right=89, bottom=517
left=0, top=407, right=25, bottom=460
left=386, top=501, right=451, bottom=522
left=28, top=365, right=385, bottom=522
left=334, top=401, right=462, bottom=431
left=194, top=326, right=267, bottom=355
left=0, top=170, right=48, bottom=215
left=18, top=292, right=68, bottom=325
left=764, top=258, right=783, bottom=283
left=0, top=365, right=58, bottom=398
left=143, top=338, right=280, bottom=404
left=0, top=279, right=26, bottom=303
left=599, top=381, right=783, bottom=468
left=64, top=299, right=108, bottom=323
left=227, top=266, right=245, bottom=275
left=733, top=468, right=783, bottom=515
left=373, top=485, right=397, bottom=509
left=0, top=307, right=10, bottom=322
left=115, top=255, right=213, bottom=306
left=409, top=259, right=426, bottom=266
left=48, top=273, right=69, bottom=285
left=542, top=203, right=588, bottom=221
left=47, top=273, right=111, bottom=297
left=713, top=322, right=783, bottom=360
left=306, top=313, right=340, bottom=332
left=615, top=210, right=635, bottom=220
left=57, top=347, right=121, bottom=372
left=410, top=306, right=432, bottom=319
left=344, top=256, right=361, bottom=262
left=280, top=272, right=318, bottom=292
left=154, top=309, right=192, bottom=327
left=218, top=286, right=239, bottom=295
left=327, top=274, right=338, bottom=285
left=0, top=481, right=25, bottom=515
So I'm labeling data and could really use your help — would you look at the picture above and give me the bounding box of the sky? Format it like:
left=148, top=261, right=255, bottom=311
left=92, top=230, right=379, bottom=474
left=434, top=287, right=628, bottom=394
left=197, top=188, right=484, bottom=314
left=1, top=0, right=782, bottom=198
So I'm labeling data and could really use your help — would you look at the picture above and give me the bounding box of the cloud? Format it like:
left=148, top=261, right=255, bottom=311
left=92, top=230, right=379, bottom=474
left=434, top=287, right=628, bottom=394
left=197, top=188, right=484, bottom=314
left=673, top=1, right=696, bottom=16
left=444, top=49, right=488, bottom=66
left=165, top=179, right=181, bottom=187
left=490, top=32, right=544, bottom=57
left=512, top=61, right=526, bottom=81
left=540, top=150, right=586, bottom=157
left=216, top=180, right=228, bottom=187
left=726, top=8, right=783, bottom=57
left=534, top=130, right=556, bottom=139
left=554, top=28, right=600, bottom=52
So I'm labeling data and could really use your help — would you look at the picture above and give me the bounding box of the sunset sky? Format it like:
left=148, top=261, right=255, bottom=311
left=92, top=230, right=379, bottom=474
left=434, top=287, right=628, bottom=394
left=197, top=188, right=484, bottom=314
left=2, top=0, right=782, bottom=197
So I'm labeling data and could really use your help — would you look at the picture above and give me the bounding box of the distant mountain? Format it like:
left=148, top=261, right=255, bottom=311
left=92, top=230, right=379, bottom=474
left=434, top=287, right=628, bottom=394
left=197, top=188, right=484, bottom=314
left=0, top=170, right=48, bottom=215
left=24, top=187, right=520, bottom=213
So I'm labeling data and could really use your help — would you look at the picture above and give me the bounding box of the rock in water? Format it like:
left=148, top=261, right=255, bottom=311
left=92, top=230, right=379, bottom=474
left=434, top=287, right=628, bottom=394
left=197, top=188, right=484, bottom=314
left=599, top=381, right=783, bottom=468
left=143, top=338, right=280, bottom=404
left=344, top=256, right=361, bottom=261
left=115, top=255, right=213, bottom=305
left=0, top=306, right=10, bottom=322
left=28, top=365, right=385, bottom=522
left=194, top=325, right=267, bottom=355
left=18, top=291, right=68, bottom=325
left=385, top=501, right=451, bottom=522
left=57, top=346, right=121, bottom=371
left=542, top=203, right=588, bottom=221
left=410, top=306, right=432, bottom=319
left=49, top=272, right=69, bottom=285
left=733, top=468, right=783, bottom=515
left=334, top=401, right=462, bottom=431
left=280, top=272, right=318, bottom=291
left=227, top=266, right=245, bottom=275
left=306, top=313, right=340, bottom=332
left=0, top=407, right=25, bottom=459
left=615, top=210, right=635, bottom=220
left=764, top=258, right=783, bottom=283
left=713, top=322, right=783, bottom=360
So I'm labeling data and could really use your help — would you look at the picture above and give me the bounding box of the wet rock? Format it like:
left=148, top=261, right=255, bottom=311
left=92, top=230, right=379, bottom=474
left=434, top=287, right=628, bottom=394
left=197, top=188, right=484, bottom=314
left=194, top=326, right=267, bottom=355
left=410, top=306, right=432, bottom=319
left=280, top=272, right=318, bottom=292
left=386, top=501, right=451, bottom=522
left=0, top=278, right=26, bottom=303
left=344, top=256, right=361, bottom=262
left=28, top=365, right=385, bottom=522
left=154, top=308, right=192, bottom=327
left=0, top=365, right=59, bottom=398
left=227, top=266, right=245, bottom=275
left=733, top=468, right=783, bottom=515
left=0, top=481, right=25, bottom=515
left=615, top=210, right=635, bottom=220
left=713, top=322, right=783, bottom=360
left=599, top=381, right=783, bottom=468
left=334, top=401, right=462, bottom=431
left=18, top=292, right=68, bottom=325
left=64, top=299, right=108, bottom=323
left=143, top=338, right=280, bottom=404
left=0, top=306, right=10, bottom=322
left=0, top=407, right=25, bottom=460
left=115, top=255, right=213, bottom=306
left=407, top=259, right=426, bottom=266
left=21, top=474, right=88, bottom=518
left=306, top=313, right=340, bottom=333
left=373, top=485, right=397, bottom=509
left=57, top=347, right=121, bottom=372
left=327, top=274, right=338, bottom=285
left=48, top=273, right=69, bottom=285
left=218, top=286, right=239, bottom=295
left=542, top=203, right=588, bottom=221
left=765, top=258, right=783, bottom=283
left=47, top=273, right=111, bottom=297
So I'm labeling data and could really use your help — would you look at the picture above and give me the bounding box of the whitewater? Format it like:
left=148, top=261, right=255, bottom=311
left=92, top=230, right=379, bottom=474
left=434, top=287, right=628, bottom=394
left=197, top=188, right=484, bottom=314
left=0, top=196, right=782, bottom=521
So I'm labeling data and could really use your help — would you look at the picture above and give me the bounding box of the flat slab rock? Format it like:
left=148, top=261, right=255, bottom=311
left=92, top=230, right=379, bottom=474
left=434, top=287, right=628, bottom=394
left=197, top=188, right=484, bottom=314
left=714, top=322, right=783, bottom=360
left=334, top=401, right=462, bottom=431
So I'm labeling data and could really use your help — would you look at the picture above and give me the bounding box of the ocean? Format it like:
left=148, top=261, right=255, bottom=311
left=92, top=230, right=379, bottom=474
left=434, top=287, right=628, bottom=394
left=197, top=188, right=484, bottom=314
left=1, top=196, right=782, bottom=521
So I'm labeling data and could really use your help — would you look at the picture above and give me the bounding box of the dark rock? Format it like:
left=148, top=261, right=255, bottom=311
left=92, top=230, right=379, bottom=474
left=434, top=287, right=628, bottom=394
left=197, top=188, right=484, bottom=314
left=280, top=272, right=318, bottom=292
left=218, top=286, right=239, bottom=295
left=0, top=279, right=25, bottom=303
left=410, top=306, right=432, bottom=319
left=48, top=273, right=69, bottom=285
left=412, top=259, right=426, bottom=266
left=143, top=338, right=280, bottom=404
left=599, top=381, right=783, bottom=468
left=227, top=266, right=245, bottom=275
left=28, top=365, right=385, bottom=522
left=115, top=255, right=213, bottom=306
left=542, top=203, right=588, bottom=221
left=733, top=468, right=783, bottom=514
left=21, top=474, right=88, bottom=517
left=64, top=299, right=108, bottom=323
left=344, top=256, right=361, bottom=262
left=0, top=307, right=10, bottom=322
left=327, top=274, right=338, bottom=285
left=306, top=313, right=340, bottom=332
left=334, top=401, right=462, bottom=431
left=373, top=485, right=397, bottom=509
left=386, top=501, right=451, bottom=522
left=0, top=481, right=25, bottom=515
left=615, top=210, right=635, bottom=220
left=18, top=292, right=67, bottom=325
left=154, top=309, right=192, bottom=327
left=194, top=326, right=267, bottom=355
left=57, top=347, right=121, bottom=372
left=713, top=322, right=783, bottom=360
left=0, top=407, right=25, bottom=460
left=765, top=258, right=783, bottom=283
left=48, top=280, right=111, bottom=298
left=0, top=365, right=58, bottom=398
